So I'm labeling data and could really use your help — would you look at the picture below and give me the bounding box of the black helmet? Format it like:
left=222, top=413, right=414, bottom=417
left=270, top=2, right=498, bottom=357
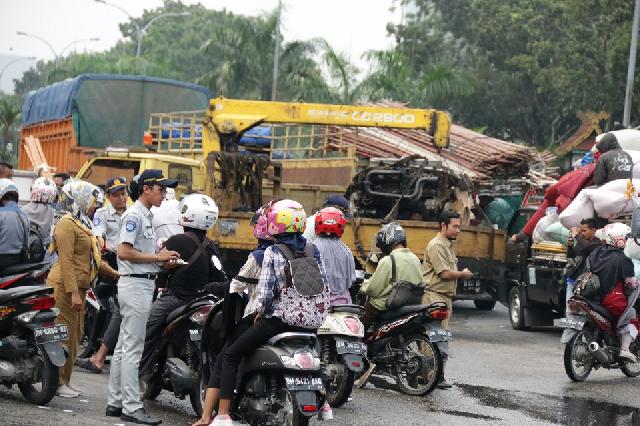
left=376, top=222, right=407, bottom=255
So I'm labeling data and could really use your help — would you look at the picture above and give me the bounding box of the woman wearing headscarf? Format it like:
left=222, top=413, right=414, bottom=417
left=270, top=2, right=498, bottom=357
left=22, top=177, right=58, bottom=261
left=587, top=222, right=639, bottom=362
left=47, top=180, right=119, bottom=398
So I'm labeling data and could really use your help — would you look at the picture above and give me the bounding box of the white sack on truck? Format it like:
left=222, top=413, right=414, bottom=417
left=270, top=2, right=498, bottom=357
left=533, top=207, right=560, bottom=243
left=590, top=179, right=638, bottom=219
left=559, top=191, right=595, bottom=229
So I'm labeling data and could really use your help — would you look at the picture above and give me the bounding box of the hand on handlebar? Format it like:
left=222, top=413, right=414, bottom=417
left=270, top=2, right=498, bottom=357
left=461, top=268, right=474, bottom=280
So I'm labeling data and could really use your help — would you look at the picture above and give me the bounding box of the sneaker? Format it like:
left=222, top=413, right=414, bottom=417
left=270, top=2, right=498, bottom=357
left=68, top=383, right=83, bottom=395
left=56, top=384, right=79, bottom=398
left=318, top=402, right=333, bottom=421
left=210, top=414, right=233, bottom=425
left=620, top=349, right=637, bottom=363
left=436, top=379, right=453, bottom=390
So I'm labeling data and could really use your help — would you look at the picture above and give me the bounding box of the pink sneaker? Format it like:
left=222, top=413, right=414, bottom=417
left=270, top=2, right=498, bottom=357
left=211, top=414, right=233, bottom=425
left=318, top=402, right=333, bottom=421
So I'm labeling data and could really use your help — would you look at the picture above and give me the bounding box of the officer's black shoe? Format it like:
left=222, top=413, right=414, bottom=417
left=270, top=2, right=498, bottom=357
left=437, top=378, right=453, bottom=390
left=121, top=408, right=162, bottom=425
left=105, top=405, right=122, bottom=417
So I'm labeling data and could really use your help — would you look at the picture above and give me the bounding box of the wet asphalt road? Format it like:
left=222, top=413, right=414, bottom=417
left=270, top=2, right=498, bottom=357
left=2, top=301, right=640, bottom=426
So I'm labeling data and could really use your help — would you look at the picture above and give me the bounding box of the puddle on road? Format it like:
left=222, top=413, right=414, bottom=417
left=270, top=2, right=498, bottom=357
left=458, top=383, right=640, bottom=425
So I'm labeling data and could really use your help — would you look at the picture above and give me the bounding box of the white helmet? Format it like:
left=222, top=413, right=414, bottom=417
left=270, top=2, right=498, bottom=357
left=0, top=178, right=19, bottom=201
left=164, top=187, right=176, bottom=201
left=31, top=177, right=58, bottom=204
left=178, top=194, right=219, bottom=230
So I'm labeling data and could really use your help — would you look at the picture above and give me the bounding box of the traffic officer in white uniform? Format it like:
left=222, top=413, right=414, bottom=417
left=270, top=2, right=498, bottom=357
left=77, top=177, right=129, bottom=373
left=93, top=177, right=128, bottom=251
left=106, top=169, right=179, bottom=425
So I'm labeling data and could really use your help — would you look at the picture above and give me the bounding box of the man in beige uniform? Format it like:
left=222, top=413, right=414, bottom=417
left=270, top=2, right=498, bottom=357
left=423, top=210, right=473, bottom=389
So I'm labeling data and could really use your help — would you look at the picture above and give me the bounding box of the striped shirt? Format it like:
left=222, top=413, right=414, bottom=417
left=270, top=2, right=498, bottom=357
left=255, top=244, right=328, bottom=318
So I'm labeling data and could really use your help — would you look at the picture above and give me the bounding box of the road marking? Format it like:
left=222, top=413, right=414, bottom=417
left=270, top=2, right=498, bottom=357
left=63, top=409, right=73, bottom=413
left=37, top=406, right=51, bottom=410
left=80, top=399, right=89, bottom=403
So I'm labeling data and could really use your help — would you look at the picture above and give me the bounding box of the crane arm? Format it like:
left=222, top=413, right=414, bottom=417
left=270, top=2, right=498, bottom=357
left=206, top=97, right=451, bottom=149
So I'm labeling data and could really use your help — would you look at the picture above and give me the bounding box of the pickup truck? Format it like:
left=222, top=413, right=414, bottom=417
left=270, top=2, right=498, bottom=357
left=497, top=207, right=568, bottom=330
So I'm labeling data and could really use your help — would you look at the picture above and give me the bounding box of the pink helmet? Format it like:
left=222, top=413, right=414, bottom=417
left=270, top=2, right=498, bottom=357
left=266, top=199, right=307, bottom=236
left=251, top=206, right=272, bottom=240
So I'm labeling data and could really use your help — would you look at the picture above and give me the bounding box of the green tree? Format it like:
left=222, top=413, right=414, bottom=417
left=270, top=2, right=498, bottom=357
left=0, top=94, right=21, bottom=163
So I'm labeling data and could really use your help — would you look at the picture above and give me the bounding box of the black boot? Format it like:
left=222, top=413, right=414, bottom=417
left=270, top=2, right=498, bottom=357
left=437, top=372, right=453, bottom=390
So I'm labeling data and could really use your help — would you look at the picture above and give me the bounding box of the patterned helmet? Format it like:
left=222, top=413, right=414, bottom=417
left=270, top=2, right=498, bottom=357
left=30, top=177, right=58, bottom=204
left=251, top=206, right=273, bottom=240
left=0, top=178, right=19, bottom=201
left=164, top=188, right=176, bottom=201
left=266, top=199, right=306, bottom=236
left=376, top=222, right=407, bottom=255
left=597, top=222, right=631, bottom=249
left=315, top=207, right=346, bottom=237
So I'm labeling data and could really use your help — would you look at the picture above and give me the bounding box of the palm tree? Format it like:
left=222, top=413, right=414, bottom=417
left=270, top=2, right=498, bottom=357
left=0, top=94, right=20, bottom=162
left=317, top=38, right=361, bottom=104
left=200, top=11, right=330, bottom=101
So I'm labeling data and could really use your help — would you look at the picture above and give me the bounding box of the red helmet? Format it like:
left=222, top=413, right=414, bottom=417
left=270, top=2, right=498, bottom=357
left=315, top=207, right=346, bottom=237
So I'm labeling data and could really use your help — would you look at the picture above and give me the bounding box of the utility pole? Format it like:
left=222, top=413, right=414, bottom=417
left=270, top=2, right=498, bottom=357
left=624, top=0, right=640, bottom=127
left=271, top=0, right=282, bottom=101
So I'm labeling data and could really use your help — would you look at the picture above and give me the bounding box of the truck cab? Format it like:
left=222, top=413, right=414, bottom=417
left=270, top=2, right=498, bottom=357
left=500, top=207, right=568, bottom=330
left=75, top=147, right=205, bottom=198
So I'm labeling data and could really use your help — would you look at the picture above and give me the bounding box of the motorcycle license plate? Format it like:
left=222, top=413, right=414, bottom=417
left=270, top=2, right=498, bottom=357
left=284, top=376, right=324, bottom=391
left=335, top=340, right=367, bottom=355
left=556, top=317, right=586, bottom=330
left=34, top=324, right=68, bottom=344
left=189, top=329, right=202, bottom=341
left=427, top=329, right=453, bottom=342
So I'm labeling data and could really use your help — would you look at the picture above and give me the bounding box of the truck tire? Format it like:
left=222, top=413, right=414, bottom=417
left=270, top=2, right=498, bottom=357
left=474, top=300, right=496, bottom=311
left=509, top=287, right=529, bottom=330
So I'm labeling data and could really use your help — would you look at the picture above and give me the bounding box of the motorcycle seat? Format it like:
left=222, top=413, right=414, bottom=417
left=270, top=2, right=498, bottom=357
left=329, top=304, right=365, bottom=315
left=379, top=304, right=430, bottom=321
left=0, top=262, right=48, bottom=277
left=268, top=332, right=316, bottom=345
left=0, top=285, right=51, bottom=304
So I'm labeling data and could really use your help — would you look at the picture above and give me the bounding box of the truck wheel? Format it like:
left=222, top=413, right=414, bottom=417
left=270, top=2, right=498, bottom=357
left=474, top=300, right=496, bottom=311
left=509, top=287, right=529, bottom=330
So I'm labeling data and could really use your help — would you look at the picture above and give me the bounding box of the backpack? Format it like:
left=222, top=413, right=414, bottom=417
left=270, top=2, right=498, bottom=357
left=273, top=243, right=330, bottom=329
left=572, top=257, right=601, bottom=303
left=386, top=254, right=426, bottom=309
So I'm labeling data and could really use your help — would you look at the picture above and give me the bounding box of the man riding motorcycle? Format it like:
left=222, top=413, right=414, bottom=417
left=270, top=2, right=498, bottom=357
left=0, top=178, right=30, bottom=271
left=360, top=222, right=423, bottom=329
left=585, top=222, right=639, bottom=362
left=138, top=193, right=227, bottom=379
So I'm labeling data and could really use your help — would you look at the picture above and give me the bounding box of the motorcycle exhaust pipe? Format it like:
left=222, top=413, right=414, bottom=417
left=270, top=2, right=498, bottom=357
left=588, top=342, right=609, bottom=365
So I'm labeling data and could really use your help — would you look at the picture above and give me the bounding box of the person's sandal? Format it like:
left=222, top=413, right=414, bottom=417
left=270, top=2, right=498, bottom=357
left=76, top=357, right=103, bottom=374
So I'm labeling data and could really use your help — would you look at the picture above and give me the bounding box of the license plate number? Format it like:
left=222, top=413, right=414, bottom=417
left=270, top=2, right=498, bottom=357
left=427, top=329, right=453, bottom=342
left=462, top=279, right=481, bottom=293
left=189, top=329, right=202, bottom=341
left=335, top=340, right=367, bottom=355
left=34, top=325, right=68, bottom=344
left=557, top=317, right=586, bottom=330
left=285, top=376, right=324, bottom=391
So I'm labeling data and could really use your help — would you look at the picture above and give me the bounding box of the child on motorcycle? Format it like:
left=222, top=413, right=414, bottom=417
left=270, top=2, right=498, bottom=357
left=587, top=223, right=639, bottom=362
left=313, top=207, right=356, bottom=305
left=207, top=199, right=331, bottom=426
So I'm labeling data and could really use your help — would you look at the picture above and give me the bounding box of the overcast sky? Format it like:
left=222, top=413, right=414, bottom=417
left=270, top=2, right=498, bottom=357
left=0, top=0, right=404, bottom=92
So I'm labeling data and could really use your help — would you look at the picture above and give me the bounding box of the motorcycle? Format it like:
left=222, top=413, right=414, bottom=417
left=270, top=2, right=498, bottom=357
left=200, top=303, right=326, bottom=426
left=317, top=304, right=366, bottom=407
left=360, top=301, right=450, bottom=395
left=142, top=294, right=219, bottom=416
left=0, top=283, right=68, bottom=405
left=0, top=262, right=51, bottom=290
left=560, top=294, right=640, bottom=382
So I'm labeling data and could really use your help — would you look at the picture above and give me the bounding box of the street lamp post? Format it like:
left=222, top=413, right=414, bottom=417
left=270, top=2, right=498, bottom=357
left=16, top=32, right=100, bottom=67
left=0, top=56, right=36, bottom=91
left=94, top=0, right=189, bottom=63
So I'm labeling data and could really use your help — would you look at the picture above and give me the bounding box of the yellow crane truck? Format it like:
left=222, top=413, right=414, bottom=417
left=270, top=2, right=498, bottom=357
left=77, top=97, right=507, bottom=310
